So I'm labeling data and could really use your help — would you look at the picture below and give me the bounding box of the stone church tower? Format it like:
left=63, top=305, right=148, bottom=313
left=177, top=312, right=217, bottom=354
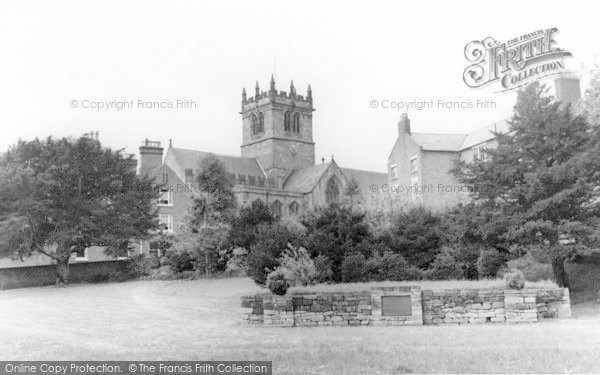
left=240, top=75, right=315, bottom=187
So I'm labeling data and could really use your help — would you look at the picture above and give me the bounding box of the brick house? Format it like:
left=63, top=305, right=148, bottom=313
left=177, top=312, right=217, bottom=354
left=387, top=76, right=582, bottom=210
left=137, top=76, right=387, bottom=254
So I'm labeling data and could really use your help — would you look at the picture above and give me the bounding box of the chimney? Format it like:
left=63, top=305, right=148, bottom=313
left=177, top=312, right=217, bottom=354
left=139, top=139, right=163, bottom=176
left=398, top=113, right=411, bottom=136
left=554, top=76, right=581, bottom=109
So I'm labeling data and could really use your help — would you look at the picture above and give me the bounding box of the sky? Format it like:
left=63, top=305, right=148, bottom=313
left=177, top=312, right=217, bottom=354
left=1, top=0, right=599, bottom=172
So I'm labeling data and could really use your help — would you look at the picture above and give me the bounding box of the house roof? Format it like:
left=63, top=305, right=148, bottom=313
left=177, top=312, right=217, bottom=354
left=169, top=147, right=265, bottom=177
left=283, top=162, right=333, bottom=193
left=459, top=120, right=510, bottom=150
left=411, top=133, right=467, bottom=152
left=408, top=120, right=511, bottom=152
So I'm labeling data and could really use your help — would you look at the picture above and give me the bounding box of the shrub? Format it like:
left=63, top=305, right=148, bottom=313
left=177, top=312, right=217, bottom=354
left=247, top=224, right=298, bottom=285
left=313, top=254, right=334, bottom=283
left=275, top=246, right=318, bottom=286
left=507, top=254, right=553, bottom=281
left=86, top=272, right=110, bottom=283
left=504, top=268, right=525, bottom=290
left=428, top=247, right=464, bottom=280
left=225, top=247, right=248, bottom=275
left=477, top=248, right=507, bottom=278
left=124, top=254, right=152, bottom=278
left=266, top=269, right=290, bottom=295
left=168, top=251, right=195, bottom=273
left=341, top=253, right=367, bottom=282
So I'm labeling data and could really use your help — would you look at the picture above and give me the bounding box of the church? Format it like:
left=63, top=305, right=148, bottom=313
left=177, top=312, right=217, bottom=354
left=139, top=76, right=388, bottom=236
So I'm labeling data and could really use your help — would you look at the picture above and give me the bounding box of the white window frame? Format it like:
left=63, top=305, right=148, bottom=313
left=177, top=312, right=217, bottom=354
left=74, top=248, right=88, bottom=261
left=473, top=145, right=487, bottom=162
left=158, top=213, right=173, bottom=233
left=158, top=189, right=173, bottom=206
left=390, top=164, right=398, bottom=180
left=410, top=156, right=418, bottom=173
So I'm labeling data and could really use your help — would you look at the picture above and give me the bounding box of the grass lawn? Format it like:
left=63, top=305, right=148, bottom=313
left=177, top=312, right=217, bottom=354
left=1, top=277, right=599, bottom=374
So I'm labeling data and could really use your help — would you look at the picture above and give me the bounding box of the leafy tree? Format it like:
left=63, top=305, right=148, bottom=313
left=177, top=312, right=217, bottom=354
left=452, top=82, right=600, bottom=287
left=184, top=154, right=235, bottom=275
left=228, top=199, right=274, bottom=250
left=0, top=136, right=158, bottom=284
left=580, top=64, right=600, bottom=127
left=301, top=203, right=372, bottom=281
left=247, top=223, right=300, bottom=284
left=343, top=177, right=363, bottom=206
left=379, top=206, right=444, bottom=268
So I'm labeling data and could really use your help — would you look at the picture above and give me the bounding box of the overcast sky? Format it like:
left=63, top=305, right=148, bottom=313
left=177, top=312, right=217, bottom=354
left=1, top=0, right=598, bottom=172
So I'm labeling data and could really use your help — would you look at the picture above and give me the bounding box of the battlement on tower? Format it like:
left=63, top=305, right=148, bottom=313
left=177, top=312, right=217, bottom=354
left=241, top=76, right=313, bottom=112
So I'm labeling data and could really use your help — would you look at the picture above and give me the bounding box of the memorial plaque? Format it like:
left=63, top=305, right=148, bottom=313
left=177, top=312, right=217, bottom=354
left=381, top=296, right=412, bottom=316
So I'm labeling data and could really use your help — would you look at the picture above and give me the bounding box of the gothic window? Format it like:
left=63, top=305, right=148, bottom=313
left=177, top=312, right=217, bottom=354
left=288, top=201, right=299, bottom=216
left=271, top=200, right=282, bottom=219
left=257, top=112, right=264, bottom=133
left=293, top=113, right=301, bottom=133
left=325, top=177, right=340, bottom=204
left=284, top=111, right=291, bottom=132
left=185, top=169, right=194, bottom=184
left=251, top=114, right=257, bottom=135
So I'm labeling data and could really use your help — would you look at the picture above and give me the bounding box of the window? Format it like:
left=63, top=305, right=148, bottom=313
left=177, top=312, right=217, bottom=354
left=390, top=165, right=398, bottom=180
left=288, top=201, right=299, bottom=216
left=185, top=169, right=194, bottom=184
left=257, top=176, right=265, bottom=187
left=248, top=176, right=256, bottom=186
left=158, top=214, right=173, bottom=233
left=410, top=156, right=418, bottom=173
left=293, top=113, right=301, bottom=133
left=237, top=174, right=246, bottom=185
left=74, top=247, right=88, bottom=261
left=271, top=200, right=282, bottom=219
left=284, top=111, right=291, bottom=132
left=158, top=189, right=172, bottom=205
left=251, top=114, right=257, bottom=135
left=325, top=177, right=340, bottom=204
left=162, top=172, right=168, bottom=184
left=473, top=146, right=487, bottom=161
left=258, top=112, right=264, bottom=133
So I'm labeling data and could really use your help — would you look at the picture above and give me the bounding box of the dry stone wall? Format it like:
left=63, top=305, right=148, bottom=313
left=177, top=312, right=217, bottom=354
left=241, top=286, right=571, bottom=327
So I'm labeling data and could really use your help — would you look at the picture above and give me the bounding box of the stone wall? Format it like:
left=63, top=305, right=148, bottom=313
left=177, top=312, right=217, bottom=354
left=0, top=260, right=127, bottom=290
left=242, top=287, right=571, bottom=327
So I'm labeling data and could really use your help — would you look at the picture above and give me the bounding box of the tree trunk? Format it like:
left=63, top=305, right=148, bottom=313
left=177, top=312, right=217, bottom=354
left=551, top=256, right=570, bottom=288
left=55, top=258, right=70, bottom=287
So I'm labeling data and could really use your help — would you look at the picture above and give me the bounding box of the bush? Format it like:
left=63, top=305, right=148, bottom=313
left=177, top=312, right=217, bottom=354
left=504, top=268, right=525, bottom=290
left=168, top=251, right=195, bottom=273
left=275, top=246, right=318, bottom=286
left=313, top=254, right=333, bottom=283
left=225, top=247, right=248, bottom=275
left=86, top=272, right=110, bottom=283
left=428, top=247, right=464, bottom=280
left=341, top=253, right=367, bottom=282
left=266, top=269, right=290, bottom=295
left=124, top=254, right=152, bottom=278
left=247, top=224, right=298, bottom=285
left=507, top=254, right=553, bottom=281
left=477, top=248, right=506, bottom=278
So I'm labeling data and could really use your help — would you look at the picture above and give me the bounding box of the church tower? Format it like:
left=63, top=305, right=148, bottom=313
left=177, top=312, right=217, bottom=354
left=240, top=76, right=315, bottom=184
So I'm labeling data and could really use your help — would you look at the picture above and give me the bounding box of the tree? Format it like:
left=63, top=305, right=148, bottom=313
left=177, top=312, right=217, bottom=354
left=187, top=154, right=235, bottom=275
left=343, top=177, right=363, bottom=206
left=0, top=136, right=158, bottom=284
left=301, top=203, right=372, bottom=281
left=379, top=206, right=444, bottom=269
left=228, top=199, right=274, bottom=250
left=452, top=82, right=600, bottom=287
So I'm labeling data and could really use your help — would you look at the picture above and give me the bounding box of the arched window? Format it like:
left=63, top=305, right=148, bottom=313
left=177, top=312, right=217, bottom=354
left=325, top=177, right=340, bottom=204
left=293, top=113, right=301, bottom=133
left=251, top=114, right=257, bottom=135
left=284, top=111, right=291, bottom=132
left=258, top=112, right=264, bottom=133
left=288, top=201, right=299, bottom=216
left=271, top=200, right=282, bottom=219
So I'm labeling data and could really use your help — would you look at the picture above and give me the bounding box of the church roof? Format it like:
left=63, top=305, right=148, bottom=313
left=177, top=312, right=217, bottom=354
left=283, top=162, right=333, bottom=193
left=341, top=167, right=388, bottom=194
left=169, top=147, right=265, bottom=177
